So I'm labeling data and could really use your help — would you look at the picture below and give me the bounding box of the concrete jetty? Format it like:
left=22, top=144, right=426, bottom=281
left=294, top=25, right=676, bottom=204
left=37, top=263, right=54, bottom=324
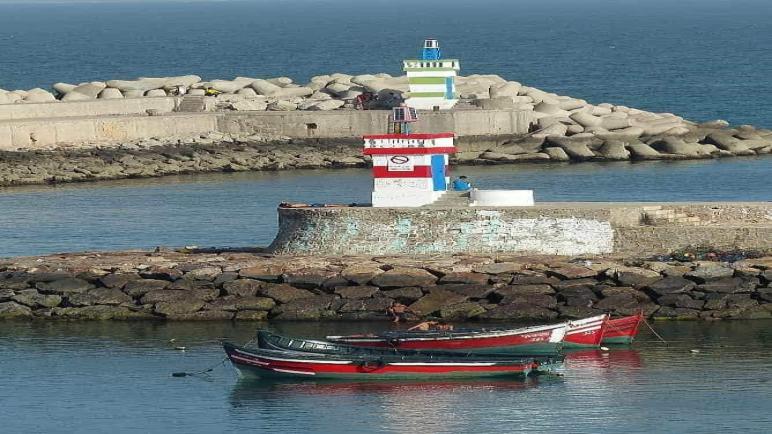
left=270, top=202, right=772, bottom=256
left=1, top=71, right=771, bottom=187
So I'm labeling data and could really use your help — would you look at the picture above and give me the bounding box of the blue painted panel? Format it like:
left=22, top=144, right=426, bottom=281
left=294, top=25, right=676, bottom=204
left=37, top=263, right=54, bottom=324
left=431, top=155, right=446, bottom=191
left=445, top=77, right=453, bottom=99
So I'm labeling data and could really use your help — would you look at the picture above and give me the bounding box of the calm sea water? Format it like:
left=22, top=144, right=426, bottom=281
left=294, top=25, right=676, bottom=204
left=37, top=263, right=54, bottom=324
left=0, top=320, right=770, bottom=433
left=0, top=158, right=770, bottom=258
left=0, top=0, right=771, bottom=126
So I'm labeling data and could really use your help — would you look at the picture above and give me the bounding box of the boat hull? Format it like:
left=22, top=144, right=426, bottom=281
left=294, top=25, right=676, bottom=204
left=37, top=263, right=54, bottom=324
left=562, top=314, right=608, bottom=348
left=224, top=344, right=541, bottom=380
left=601, top=312, right=644, bottom=345
left=326, top=324, right=566, bottom=355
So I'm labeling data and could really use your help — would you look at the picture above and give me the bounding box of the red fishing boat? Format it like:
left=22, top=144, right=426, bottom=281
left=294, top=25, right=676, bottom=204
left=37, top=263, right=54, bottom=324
left=325, top=322, right=567, bottom=355
left=223, top=343, right=555, bottom=380
left=601, top=311, right=645, bottom=344
left=562, top=314, right=608, bottom=348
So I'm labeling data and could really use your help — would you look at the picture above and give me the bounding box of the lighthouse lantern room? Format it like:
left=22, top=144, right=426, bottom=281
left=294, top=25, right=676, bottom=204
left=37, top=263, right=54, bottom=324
left=363, top=106, right=456, bottom=207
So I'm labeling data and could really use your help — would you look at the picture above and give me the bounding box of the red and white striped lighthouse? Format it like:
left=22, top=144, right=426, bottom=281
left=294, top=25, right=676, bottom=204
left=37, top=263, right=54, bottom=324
left=363, top=107, right=456, bottom=207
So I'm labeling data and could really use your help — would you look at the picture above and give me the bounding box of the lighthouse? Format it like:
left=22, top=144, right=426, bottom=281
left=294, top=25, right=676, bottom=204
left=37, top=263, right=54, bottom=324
left=363, top=106, right=456, bottom=207
left=403, top=39, right=460, bottom=110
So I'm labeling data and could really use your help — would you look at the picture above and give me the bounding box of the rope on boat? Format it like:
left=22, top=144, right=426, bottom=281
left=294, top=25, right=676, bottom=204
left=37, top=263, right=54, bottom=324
left=642, top=318, right=668, bottom=345
left=172, top=356, right=229, bottom=378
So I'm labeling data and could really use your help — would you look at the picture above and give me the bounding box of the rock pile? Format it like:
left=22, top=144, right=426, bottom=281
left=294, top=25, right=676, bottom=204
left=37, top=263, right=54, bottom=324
left=1, top=251, right=769, bottom=321
left=0, top=73, right=410, bottom=112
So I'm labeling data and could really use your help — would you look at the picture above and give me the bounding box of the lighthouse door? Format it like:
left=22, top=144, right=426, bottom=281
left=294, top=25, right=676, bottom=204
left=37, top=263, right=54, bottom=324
left=445, top=77, right=454, bottom=99
left=430, top=155, right=446, bottom=191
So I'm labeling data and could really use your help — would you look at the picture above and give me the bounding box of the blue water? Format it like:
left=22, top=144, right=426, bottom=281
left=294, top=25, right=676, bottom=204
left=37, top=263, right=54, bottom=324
left=0, top=320, right=770, bottom=433
left=0, top=158, right=769, bottom=258
left=0, top=0, right=771, bottom=126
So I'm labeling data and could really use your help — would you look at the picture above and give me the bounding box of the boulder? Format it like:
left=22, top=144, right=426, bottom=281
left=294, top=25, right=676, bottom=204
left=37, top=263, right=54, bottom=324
left=600, top=115, right=631, bottom=131
left=11, top=289, right=62, bottom=308
left=408, top=288, right=468, bottom=315
left=53, top=82, right=77, bottom=95
left=123, top=279, right=170, bottom=297
left=257, top=283, right=316, bottom=304
left=543, top=147, right=570, bottom=161
left=250, top=79, right=283, bottom=96
left=68, top=288, right=132, bottom=306
left=371, top=267, right=437, bottom=288
left=532, top=123, right=568, bottom=137
left=145, top=89, right=167, bottom=97
left=382, top=287, right=424, bottom=303
left=650, top=137, right=710, bottom=157
left=239, top=264, right=284, bottom=281
left=0, top=301, right=33, bottom=318
left=596, top=140, right=630, bottom=160
left=98, top=88, right=124, bottom=99
left=646, top=277, right=696, bottom=296
left=208, top=80, right=246, bottom=94
left=236, top=87, right=259, bottom=98
left=570, top=111, right=603, bottom=128
left=704, top=132, right=754, bottom=155
left=23, top=88, right=56, bottom=103
left=36, top=278, right=94, bottom=294
left=534, top=101, right=562, bottom=115
left=440, top=302, right=486, bottom=320
left=223, top=279, right=262, bottom=297
left=685, top=263, right=734, bottom=282
left=489, top=82, right=521, bottom=98
left=699, top=277, right=755, bottom=294
left=230, top=99, right=268, bottom=111
left=106, top=77, right=166, bottom=92
left=307, top=99, right=345, bottom=111
left=627, top=142, right=663, bottom=160
left=62, top=82, right=106, bottom=100
left=438, top=272, right=490, bottom=285
left=334, top=286, right=380, bottom=299
left=267, top=100, right=298, bottom=111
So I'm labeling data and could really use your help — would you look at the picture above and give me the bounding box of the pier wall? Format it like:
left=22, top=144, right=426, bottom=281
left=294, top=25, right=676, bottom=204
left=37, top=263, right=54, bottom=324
left=0, top=100, right=533, bottom=151
left=269, top=203, right=772, bottom=256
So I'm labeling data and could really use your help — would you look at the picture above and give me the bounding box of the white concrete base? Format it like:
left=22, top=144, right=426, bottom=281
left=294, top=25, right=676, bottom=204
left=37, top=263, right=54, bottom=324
left=372, top=190, right=444, bottom=207
left=470, top=189, right=535, bottom=207
left=404, top=97, right=458, bottom=110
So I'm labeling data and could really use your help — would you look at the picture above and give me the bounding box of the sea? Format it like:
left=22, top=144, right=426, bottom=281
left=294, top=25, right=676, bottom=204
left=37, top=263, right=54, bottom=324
left=0, top=1, right=771, bottom=432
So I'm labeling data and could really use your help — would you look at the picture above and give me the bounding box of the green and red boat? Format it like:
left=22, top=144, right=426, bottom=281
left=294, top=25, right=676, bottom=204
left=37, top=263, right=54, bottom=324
left=223, top=342, right=558, bottom=380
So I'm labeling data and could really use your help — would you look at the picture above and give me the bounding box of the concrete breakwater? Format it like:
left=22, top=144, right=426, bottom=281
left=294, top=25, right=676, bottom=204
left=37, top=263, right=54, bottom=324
left=1, top=72, right=771, bottom=186
left=0, top=250, right=770, bottom=322
left=1, top=116, right=770, bottom=187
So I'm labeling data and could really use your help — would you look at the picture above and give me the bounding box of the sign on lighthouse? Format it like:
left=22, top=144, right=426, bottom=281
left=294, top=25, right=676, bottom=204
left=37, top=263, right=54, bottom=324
left=363, top=106, right=456, bottom=207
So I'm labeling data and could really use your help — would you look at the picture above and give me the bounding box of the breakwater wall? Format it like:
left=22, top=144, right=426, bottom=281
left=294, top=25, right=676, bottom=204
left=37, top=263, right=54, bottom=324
left=0, top=250, right=769, bottom=321
left=270, top=203, right=772, bottom=256
left=0, top=106, right=532, bottom=151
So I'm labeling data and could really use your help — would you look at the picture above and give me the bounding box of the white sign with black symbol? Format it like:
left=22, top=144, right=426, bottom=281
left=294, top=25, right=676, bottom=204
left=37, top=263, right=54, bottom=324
left=387, top=155, right=414, bottom=172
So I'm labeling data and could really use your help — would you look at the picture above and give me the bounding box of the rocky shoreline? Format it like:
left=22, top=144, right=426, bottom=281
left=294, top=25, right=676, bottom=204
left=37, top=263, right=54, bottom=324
left=1, top=250, right=769, bottom=321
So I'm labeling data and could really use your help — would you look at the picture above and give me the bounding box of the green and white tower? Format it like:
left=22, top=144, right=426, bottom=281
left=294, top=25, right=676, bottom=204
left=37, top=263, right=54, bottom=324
left=402, top=39, right=460, bottom=110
